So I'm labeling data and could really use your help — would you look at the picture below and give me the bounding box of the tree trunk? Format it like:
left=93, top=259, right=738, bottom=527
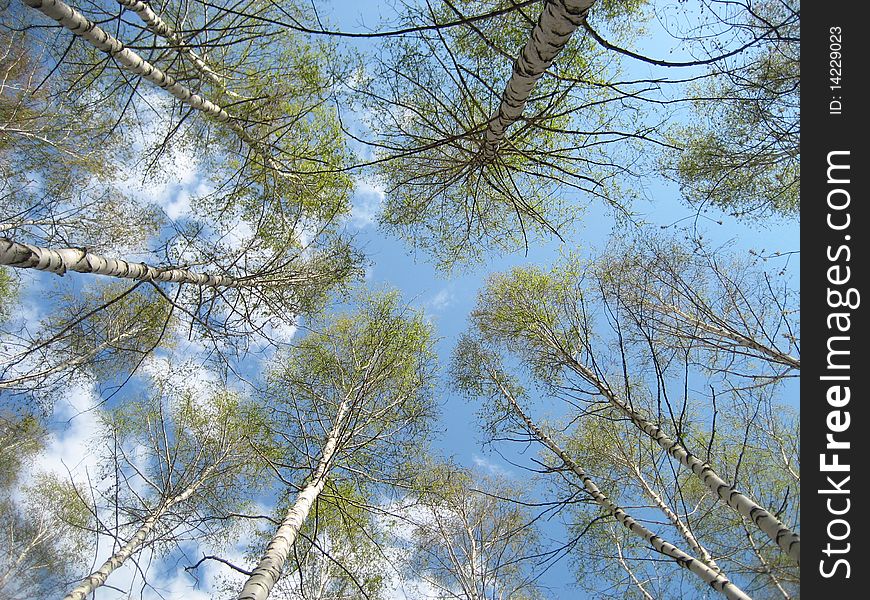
left=494, top=377, right=751, bottom=600
left=482, top=0, right=595, bottom=160
left=612, top=533, right=655, bottom=600
left=564, top=353, right=801, bottom=565
left=236, top=405, right=347, bottom=600
left=631, top=464, right=721, bottom=573
left=115, top=0, right=246, bottom=99
left=22, top=0, right=288, bottom=177
left=0, top=236, right=242, bottom=287
left=63, top=478, right=206, bottom=600
left=663, top=303, right=801, bottom=369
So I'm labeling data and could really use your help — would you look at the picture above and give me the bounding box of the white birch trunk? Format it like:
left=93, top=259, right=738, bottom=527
left=22, top=0, right=286, bottom=176
left=0, top=236, right=242, bottom=287
left=613, top=533, right=655, bottom=600
left=116, top=0, right=221, bottom=83
left=115, top=0, right=246, bottom=99
left=494, top=379, right=751, bottom=600
left=631, top=464, right=721, bottom=573
left=236, top=405, right=347, bottom=600
left=663, top=303, right=801, bottom=369
left=482, top=0, right=595, bottom=160
left=564, top=353, right=801, bottom=564
left=63, top=477, right=207, bottom=600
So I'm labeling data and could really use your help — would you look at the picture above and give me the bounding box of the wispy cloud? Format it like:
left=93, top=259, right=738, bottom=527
left=472, top=454, right=515, bottom=479
left=426, top=287, right=454, bottom=312
left=348, top=179, right=385, bottom=229
left=30, top=382, right=105, bottom=484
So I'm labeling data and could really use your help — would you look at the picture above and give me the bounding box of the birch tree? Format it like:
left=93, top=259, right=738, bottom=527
left=659, top=0, right=800, bottom=217
left=478, top=0, right=595, bottom=160
left=9, top=0, right=356, bottom=305
left=0, top=235, right=352, bottom=294
left=16, top=0, right=355, bottom=217
left=213, top=479, right=387, bottom=600
left=9, top=0, right=359, bottom=362
left=407, top=468, right=545, bottom=600
left=560, top=399, right=798, bottom=598
left=7, top=0, right=354, bottom=257
left=276, top=488, right=386, bottom=600
left=113, top=0, right=242, bottom=98
left=593, top=235, right=800, bottom=384
left=0, top=237, right=354, bottom=408
left=363, top=0, right=649, bottom=267
left=0, top=282, right=171, bottom=404
left=457, top=248, right=799, bottom=575
left=0, top=475, right=92, bottom=600
left=60, top=375, right=270, bottom=600
left=357, top=0, right=800, bottom=267
left=0, top=411, right=91, bottom=600
left=10, top=0, right=354, bottom=243
left=236, top=293, right=437, bottom=600
left=0, top=228, right=359, bottom=364
left=1, top=27, right=161, bottom=253
left=452, top=338, right=752, bottom=599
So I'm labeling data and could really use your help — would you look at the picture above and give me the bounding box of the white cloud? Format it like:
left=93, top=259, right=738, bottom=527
left=6, top=268, right=49, bottom=321
left=348, top=179, right=385, bottom=229
left=31, top=381, right=105, bottom=484
left=373, top=498, right=456, bottom=600
left=23, top=379, right=262, bottom=600
left=143, top=354, right=208, bottom=387
left=163, top=187, right=193, bottom=220
left=224, top=218, right=254, bottom=250
left=0, top=269, right=53, bottom=374
left=426, top=287, right=454, bottom=312
left=116, top=151, right=201, bottom=223
left=114, top=94, right=203, bottom=223
left=144, top=577, right=213, bottom=600
left=472, top=454, right=514, bottom=479
left=260, top=319, right=299, bottom=345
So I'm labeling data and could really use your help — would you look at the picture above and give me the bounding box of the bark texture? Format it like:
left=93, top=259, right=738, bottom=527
left=115, top=0, right=243, bottom=97
left=0, top=237, right=242, bottom=287
left=482, top=0, right=595, bottom=160
left=63, top=480, right=206, bottom=600
left=564, top=355, right=801, bottom=565
left=496, top=380, right=751, bottom=600
left=23, top=0, right=281, bottom=172
left=236, top=409, right=345, bottom=600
